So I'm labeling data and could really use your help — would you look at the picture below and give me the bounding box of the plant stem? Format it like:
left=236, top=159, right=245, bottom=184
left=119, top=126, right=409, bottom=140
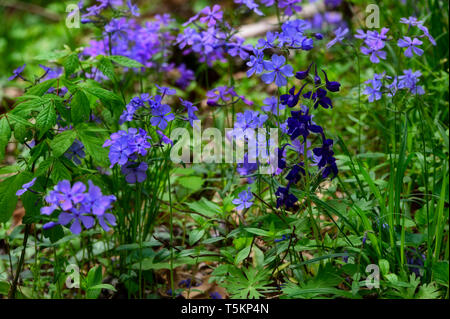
left=8, top=224, right=32, bottom=299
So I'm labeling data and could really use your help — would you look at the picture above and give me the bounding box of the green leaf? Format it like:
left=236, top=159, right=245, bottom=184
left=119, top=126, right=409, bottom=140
left=50, top=160, right=71, bottom=183
left=0, top=171, right=33, bottom=223
left=108, top=55, right=144, bottom=68
left=186, top=198, right=222, bottom=217
left=432, top=261, right=449, bottom=287
left=34, top=51, right=67, bottom=61
left=7, top=113, right=33, bottom=127
left=21, top=184, right=42, bottom=224
left=88, top=284, right=116, bottom=292
left=177, top=175, right=204, bottom=191
left=75, top=123, right=109, bottom=166
left=245, top=228, right=271, bottom=237
left=82, top=85, right=122, bottom=108
left=188, top=229, right=205, bottom=246
left=36, top=103, right=56, bottom=138
left=379, top=259, right=390, bottom=275
left=26, top=79, right=57, bottom=97
left=63, top=53, right=79, bottom=77
left=86, top=266, right=104, bottom=299
left=50, top=130, right=77, bottom=157
left=71, top=90, right=91, bottom=124
left=235, top=246, right=251, bottom=265
left=0, top=117, right=11, bottom=161
left=43, top=225, right=65, bottom=243
left=97, top=57, right=116, bottom=81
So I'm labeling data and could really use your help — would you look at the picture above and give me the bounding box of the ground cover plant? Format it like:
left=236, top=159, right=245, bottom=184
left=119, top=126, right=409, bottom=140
left=0, top=0, right=448, bottom=300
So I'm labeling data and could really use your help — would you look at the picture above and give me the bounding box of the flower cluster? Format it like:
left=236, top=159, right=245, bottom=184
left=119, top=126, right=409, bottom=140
left=82, top=2, right=175, bottom=70
left=363, top=69, right=425, bottom=102
left=355, top=28, right=389, bottom=64
left=206, top=86, right=253, bottom=107
left=103, top=128, right=151, bottom=183
left=119, top=87, right=179, bottom=130
left=177, top=5, right=230, bottom=65
left=40, top=180, right=117, bottom=234
left=272, top=63, right=340, bottom=209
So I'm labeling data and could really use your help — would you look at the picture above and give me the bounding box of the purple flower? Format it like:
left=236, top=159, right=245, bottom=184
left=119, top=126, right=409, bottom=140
left=262, top=96, right=284, bottom=115
left=103, top=128, right=152, bottom=168
left=199, top=5, right=223, bottom=27
left=303, top=88, right=333, bottom=109
left=236, top=154, right=258, bottom=179
left=399, top=16, right=423, bottom=27
left=9, top=64, right=26, bottom=81
left=359, top=28, right=389, bottom=63
left=363, top=74, right=383, bottom=102
left=227, top=37, right=253, bottom=60
left=287, top=108, right=323, bottom=142
left=397, top=37, right=423, bottom=58
left=278, top=0, right=302, bottom=16
left=209, top=292, right=222, bottom=299
left=121, top=161, right=148, bottom=183
left=326, top=27, right=348, bottom=49
left=417, top=24, right=436, bottom=46
left=181, top=99, right=199, bottom=127
left=16, top=177, right=37, bottom=196
left=54, top=180, right=86, bottom=211
left=261, top=54, right=294, bottom=87
left=275, top=186, right=297, bottom=209
left=156, top=84, right=176, bottom=96
left=246, top=48, right=265, bottom=77
left=64, top=140, right=85, bottom=165
left=313, top=138, right=338, bottom=179
left=157, top=130, right=173, bottom=145
left=206, top=86, right=236, bottom=106
left=58, top=208, right=95, bottom=234
left=129, top=131, right=152, bottom=156
left=360, top=45, right=387, bottom=64
left=151, top=104, right=175, bottom=130
left=127, top=0, right=140, bottom=17
left=107, top=136, right=133, bottom=167
left=175, top=64, right=195, bottom=89
left=295, top=62, right=313, bottom=80
left=232, top=187, right=254, bottom=210
left=280, top=84, right=306, bottom=108
left=40, top=180, right=116, bottom=234
left=321, top=70, right=341, bottom=92
left=235, top=0, right=263, bottom=15
left=82, top=181, right=116, bottom=216
left=234, top=110, right=268, bottom=138
left=274, top=234, right=290, bottom=243
left=257, top=31, right=277, bottom=49
left=398, top=69, right=425, bottom=95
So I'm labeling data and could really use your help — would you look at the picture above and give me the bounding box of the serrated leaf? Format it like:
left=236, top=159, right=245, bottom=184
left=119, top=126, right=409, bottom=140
left=75, top=123, right=109, bottom=166
left=98, top=57, right=116, bottom=81
left=0, top=117, right=11, bottom=161
left=6, top=113, right=33, bottom=127
left=50, top=130, right=77, bottom=157
left=108, top=55, right=144, bottom=68
left=50, top=161, right=71, bottom=183
left=63, top=53, right=79, bottom=77
left=71, top=90, right=90, bottom=124
left=36, top=103, right=56, bottom=138
left=26, top=79, right=57, bottom=97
